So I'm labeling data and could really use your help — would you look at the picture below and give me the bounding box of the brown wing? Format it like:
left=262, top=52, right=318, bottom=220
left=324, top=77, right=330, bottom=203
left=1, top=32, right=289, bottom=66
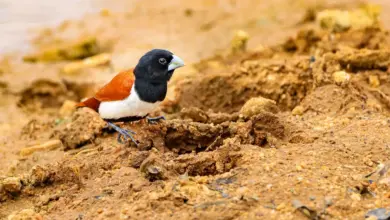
left=95, top=68, right=135, bottom=101
left=76, top=69, right=134, bottom=111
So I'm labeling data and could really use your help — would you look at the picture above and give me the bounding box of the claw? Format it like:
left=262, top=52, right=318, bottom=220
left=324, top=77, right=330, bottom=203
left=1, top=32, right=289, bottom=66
left=147, top=116, right=166, bottom=124
left=117, top=133, right=124, bottom=144
left=107, top=122, right=138, bottom=146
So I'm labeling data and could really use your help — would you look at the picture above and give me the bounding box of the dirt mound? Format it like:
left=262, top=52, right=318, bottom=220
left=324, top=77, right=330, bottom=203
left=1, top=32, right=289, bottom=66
left=3, top=1, right=390, bottom=219
left=168, top=26, right=390, bottom=117
left=171, top=58, right=313, bottom=113
left=53, top=108, right=106, bottom=150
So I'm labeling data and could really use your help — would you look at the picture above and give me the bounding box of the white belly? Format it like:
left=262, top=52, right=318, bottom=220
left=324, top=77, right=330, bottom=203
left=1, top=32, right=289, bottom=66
left=98, top=86, right=160, bottom=119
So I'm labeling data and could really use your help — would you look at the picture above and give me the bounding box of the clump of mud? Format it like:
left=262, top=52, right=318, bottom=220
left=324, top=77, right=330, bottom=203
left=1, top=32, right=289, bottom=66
left=52, top=108, right=106, bottom=150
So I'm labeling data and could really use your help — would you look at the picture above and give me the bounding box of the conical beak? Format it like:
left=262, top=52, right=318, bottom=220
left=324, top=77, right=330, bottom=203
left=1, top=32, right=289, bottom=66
left=168, top=55, right=185, bottom=71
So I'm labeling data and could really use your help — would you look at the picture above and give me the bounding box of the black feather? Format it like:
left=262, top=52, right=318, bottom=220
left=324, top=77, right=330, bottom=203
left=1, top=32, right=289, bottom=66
left=133, top=49, right=176, bottom=103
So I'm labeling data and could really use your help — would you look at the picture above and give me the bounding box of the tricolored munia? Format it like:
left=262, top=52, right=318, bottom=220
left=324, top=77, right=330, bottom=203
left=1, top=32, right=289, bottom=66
left=77, top=49, right=185, bottom=145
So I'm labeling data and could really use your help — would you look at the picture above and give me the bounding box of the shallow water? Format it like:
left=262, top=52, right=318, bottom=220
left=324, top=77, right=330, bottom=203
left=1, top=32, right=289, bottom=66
left=0, top=0, right=131, bottom=54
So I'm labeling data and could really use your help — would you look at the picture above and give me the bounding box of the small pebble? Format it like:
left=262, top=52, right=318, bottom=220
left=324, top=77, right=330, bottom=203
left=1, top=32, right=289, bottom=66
left=276, top=202, right=286, bottom=211
left=292, top=106, right=305, bottom=116
left=333, top=71, right=351, bottom=85
left=324, top=196, right=333, bottom=206
left=230, top=30, right=250, bottom=54
left=369, top=75, right=380, bottom=88
left=350, top=193, right=361, bottom=201
left=239, top=97, right=279, bottom=118
left=2, top=177, right=22, bottom=194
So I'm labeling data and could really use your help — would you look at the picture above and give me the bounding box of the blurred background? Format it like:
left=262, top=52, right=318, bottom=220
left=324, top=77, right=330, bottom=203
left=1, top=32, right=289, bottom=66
left=0, top=0, right=131, bottom=53
left=2, top=0, right=388, bottom=62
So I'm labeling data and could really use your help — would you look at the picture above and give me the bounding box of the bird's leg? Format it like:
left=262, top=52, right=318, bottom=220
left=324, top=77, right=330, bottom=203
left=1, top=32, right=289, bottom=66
left=146, top=115, right=166, bottom=124
left=106, top=122, right=138, bottom=146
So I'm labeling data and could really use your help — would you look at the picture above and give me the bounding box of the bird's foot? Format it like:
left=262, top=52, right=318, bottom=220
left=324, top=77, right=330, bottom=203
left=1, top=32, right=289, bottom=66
left=147, top=116, right=166, bottom=124
left=107, top=122, right=138, bottom=146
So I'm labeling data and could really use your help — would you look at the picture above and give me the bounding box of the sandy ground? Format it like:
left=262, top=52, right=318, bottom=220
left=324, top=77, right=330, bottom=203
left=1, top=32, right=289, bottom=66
left=2, top=0, right=390, bottom=219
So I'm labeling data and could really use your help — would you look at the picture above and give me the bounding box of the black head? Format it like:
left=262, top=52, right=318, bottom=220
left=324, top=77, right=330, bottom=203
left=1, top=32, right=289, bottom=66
left=133, top=49, right=184, bottom=82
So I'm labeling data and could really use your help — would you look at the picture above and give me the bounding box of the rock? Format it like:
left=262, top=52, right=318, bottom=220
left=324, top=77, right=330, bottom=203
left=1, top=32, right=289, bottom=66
left=20, top=139, right=63, bottom=156
left=0, top=185, right=7, bottom=202
left=2, top=177, right=22, bottom=194
left=369, top=75, right=380, bottom=88
left=292, top=200, right=318, bottom=219
left=324, top=196, right=333, bottom=207
left=292, top=106, right=305, bottom=116
left=23, top=37, right=100, bottom=62
left=61, top=53, right=111, bottom=75
left=317, top=10, right=351, bottom=32
left=240, top=97, right=279, bottom=118
left=333, top=71, right=351, bottom=86
left=350, top=192, right=361, bottom=201
left=0, top=176, right=23, bottom=202
left=366, top=208, right=390, bottom=220
left=59, top=100, right=78, bottom=117
left=53, top=108, right=106, bottom=150
left=129, top=151, right=150, bottom=168
left=230, top=30, right=249, bottom=54
left=139, top=154, right=167, bottom=181
left=7, top=209, right=43, bottom=220
left=29, top=165, right=54, bottom=186
left=316, top=5, right=381, bottom=32
left=276, top=202, right=287, bottom=211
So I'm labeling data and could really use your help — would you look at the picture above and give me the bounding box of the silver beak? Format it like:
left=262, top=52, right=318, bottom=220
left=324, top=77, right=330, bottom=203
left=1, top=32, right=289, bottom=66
left=168, top=55, right=185, bottom=71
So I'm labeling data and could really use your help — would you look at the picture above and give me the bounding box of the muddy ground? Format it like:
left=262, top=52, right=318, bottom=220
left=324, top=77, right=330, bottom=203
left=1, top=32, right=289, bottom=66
left=2, top=0, right=390, bottom=219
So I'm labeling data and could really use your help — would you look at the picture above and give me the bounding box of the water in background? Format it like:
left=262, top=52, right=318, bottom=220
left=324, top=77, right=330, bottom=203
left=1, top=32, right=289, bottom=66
left=0, top=0, right=130, bottom=54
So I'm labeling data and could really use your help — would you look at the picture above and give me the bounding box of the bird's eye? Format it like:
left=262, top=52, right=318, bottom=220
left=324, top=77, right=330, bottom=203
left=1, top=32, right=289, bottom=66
left=159, top=58, right=167, bottom=65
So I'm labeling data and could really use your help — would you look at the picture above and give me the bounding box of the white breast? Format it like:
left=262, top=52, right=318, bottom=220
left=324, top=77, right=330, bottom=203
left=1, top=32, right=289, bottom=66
left=98, top=86, right=160, bottom=119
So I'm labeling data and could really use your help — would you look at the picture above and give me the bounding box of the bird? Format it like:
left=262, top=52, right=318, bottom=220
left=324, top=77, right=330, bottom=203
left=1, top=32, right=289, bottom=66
left=77, top=49, right=185, bottom=145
